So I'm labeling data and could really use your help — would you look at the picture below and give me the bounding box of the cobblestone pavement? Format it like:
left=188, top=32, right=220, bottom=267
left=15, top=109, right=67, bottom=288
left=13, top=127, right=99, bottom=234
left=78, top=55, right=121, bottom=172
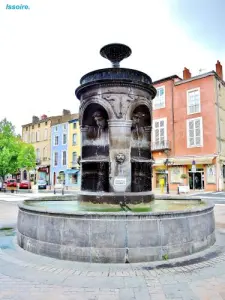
left=0, top=201, right=225, bottom=299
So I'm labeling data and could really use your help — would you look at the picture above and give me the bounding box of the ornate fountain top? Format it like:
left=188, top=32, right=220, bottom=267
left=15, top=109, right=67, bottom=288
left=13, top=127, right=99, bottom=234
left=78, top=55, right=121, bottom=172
left=100, top=43, right=132, bottom=68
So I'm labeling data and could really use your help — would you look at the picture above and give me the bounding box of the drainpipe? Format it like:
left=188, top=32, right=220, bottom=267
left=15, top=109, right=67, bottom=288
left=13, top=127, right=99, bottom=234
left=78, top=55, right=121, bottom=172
left=171, top=79, right=175, bottom=156
left=215, top=78, right=221, bottom=191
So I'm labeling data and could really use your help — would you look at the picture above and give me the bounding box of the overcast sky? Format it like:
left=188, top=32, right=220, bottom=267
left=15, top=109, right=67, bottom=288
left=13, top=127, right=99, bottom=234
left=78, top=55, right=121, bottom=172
left=0, top=0, right=225, bottom=133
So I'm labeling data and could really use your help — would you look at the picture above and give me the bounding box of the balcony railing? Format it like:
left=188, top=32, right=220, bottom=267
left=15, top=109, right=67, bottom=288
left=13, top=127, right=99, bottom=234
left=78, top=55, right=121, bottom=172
left=151, top=140, right=171, bottom=152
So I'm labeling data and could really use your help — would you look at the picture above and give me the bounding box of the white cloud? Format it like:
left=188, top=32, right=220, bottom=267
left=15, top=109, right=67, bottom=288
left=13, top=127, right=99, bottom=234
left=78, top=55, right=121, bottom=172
left=0, top=0, right=223, bottom=133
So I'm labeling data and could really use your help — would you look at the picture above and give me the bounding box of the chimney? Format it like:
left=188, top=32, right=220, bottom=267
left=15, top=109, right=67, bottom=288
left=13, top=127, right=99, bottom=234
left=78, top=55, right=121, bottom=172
left=183, top=67, right=191, bottom=80
left=63, top=109, right=71, bottom=116
left=41, top=114, right=48, bottom=120
left=216, top=60, right=223, bottom=79
left=32, top=116, right=39, bottom=123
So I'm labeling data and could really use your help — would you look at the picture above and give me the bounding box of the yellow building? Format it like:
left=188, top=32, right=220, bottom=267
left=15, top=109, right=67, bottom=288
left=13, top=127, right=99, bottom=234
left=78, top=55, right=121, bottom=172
left=21, top=110, right=77, bottom=185
left=21, top=115, right=52, bottom=183
left=66, top=116, right=81, bottom=188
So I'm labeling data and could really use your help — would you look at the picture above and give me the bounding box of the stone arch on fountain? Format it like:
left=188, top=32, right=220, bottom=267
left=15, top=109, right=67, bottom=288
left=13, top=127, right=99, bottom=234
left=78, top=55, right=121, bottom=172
left=127, top=100, right=152, bottom=125
left=79, top=98, right=115, bottom=126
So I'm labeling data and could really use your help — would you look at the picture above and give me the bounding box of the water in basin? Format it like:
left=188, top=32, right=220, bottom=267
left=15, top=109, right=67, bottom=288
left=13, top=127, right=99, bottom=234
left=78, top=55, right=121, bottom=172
left=24, top=199, right=206, bottom=213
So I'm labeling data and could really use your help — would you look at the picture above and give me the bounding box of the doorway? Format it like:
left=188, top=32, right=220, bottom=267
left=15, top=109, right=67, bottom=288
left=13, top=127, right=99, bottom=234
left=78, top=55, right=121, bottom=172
left=189, top=169, right=204, bottom=190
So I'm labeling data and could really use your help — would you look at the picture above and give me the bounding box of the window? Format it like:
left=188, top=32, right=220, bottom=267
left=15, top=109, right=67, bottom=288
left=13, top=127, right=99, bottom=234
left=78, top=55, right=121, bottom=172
left=63, top=124, right=67, bottom=131
left=43, top=147, right=47, bottom=159
left=153, top=86, right=165, bottom=110
left=62, top=151, right=67, bottom=166
left=152, top=118, right=167, bottom=148
left=187, top=117, right=203, bottom=147
left=36, top=131, right=40, bottom=142
left=55, top=126, right=58, bottom=132
left=54, top=135, right=59, bottom=146
left=73, top=122, right=77, bottom=129
left=69, top=174, right=78, bottom=184
left=36, top=148, right=40, bottom=159
left=38, top=123, right=40, bottom=128
left=45, top=121, right=48, bottom=126
left=72, top=151, right=77, bottom=164
left=44, top=129, right=48, bottom=140
left=26, top=127, right=28, bottom=131
left=72, top=133, right=77, bottom=145
left=32, top=125, right=34, bottom=129
left=54, top=152, right=58, bottom=166
left=32, top=132, right=35, bottom=143
left=24, top=133, right=28, bottom=143
left=187, top=88, right=200, bottom=114
left=62, top=133, right=67, bottom=145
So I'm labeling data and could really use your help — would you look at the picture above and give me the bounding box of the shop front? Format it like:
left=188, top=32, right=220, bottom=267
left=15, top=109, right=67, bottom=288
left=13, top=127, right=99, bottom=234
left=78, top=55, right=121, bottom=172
left=153, top=155, right=218, bottom=192
left=37, top=166, right=50, bottom=185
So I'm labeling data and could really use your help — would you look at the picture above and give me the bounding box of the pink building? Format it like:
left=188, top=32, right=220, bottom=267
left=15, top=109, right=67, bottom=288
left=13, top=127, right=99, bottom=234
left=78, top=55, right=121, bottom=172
left=152, top=61, right=225, bottom=192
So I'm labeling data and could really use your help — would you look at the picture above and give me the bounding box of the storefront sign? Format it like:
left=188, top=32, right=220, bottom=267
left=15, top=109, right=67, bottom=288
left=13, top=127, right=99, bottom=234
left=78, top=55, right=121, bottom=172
left=170, top=167, right=182, bottom=183
left=191, top=165, right=196, bottom=173
left=207, top=165, right=216, bottom=184
left=114, top=177, right=126, bottom=186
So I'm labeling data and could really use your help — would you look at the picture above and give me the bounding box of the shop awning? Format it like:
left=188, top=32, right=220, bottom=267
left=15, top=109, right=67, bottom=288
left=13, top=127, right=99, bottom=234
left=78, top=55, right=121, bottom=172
left=173, top=156, right=215, bottom=165
left=153, top=156, right=215, bottom=167
left=65, top=169, right=79, bottom=174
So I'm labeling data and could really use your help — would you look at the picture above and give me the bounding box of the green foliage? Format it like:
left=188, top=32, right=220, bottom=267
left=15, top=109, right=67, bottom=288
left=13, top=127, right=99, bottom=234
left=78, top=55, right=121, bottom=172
left=181, top=173, right=188, bottom=179
left=0, top=119, right=36, bottom=180
left=17, top=143, right=36, bottom=171
left=162, top=254, right=169, bottom=260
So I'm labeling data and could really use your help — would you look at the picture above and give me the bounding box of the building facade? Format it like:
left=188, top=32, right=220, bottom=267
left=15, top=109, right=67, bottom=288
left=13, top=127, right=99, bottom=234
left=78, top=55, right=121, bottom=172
left=49, top=111, right=78, bottom=186
left=65, top=117, right=81, bottom=189
left=152, top=61, right=225, bottom=191
left=50, top=122, right=68, bottom=185
left=21, top=115, right=51, bottom=183
left=21, top=110, right=78, bottom=185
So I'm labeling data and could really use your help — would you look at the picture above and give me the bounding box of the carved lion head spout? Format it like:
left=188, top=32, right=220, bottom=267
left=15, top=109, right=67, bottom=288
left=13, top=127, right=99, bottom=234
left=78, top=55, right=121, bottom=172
left=92, top=111, right=106, bottom=129
left=115, top=153, right=126, bottom=164
left=132, top=112, right=145, bottom=127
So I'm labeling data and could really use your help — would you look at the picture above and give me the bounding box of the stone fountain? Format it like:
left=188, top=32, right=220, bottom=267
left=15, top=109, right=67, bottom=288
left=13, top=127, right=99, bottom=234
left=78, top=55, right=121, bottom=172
left=76, top=43, right=155, bottom=204
left=17, top=44, right=216, bottom=263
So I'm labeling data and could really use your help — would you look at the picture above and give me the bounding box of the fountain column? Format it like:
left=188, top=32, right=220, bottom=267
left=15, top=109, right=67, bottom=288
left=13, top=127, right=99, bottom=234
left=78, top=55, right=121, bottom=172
left=108, top=119, right=132, bottom=192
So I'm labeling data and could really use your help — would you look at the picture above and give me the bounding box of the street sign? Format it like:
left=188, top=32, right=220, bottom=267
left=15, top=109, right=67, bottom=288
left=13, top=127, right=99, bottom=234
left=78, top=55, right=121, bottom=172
left=191, top=165, right=196, bottom=173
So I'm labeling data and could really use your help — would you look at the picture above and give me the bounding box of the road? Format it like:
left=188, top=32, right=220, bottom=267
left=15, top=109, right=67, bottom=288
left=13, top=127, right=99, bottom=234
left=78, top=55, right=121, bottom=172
left=191, top=191, right=225, bottom=204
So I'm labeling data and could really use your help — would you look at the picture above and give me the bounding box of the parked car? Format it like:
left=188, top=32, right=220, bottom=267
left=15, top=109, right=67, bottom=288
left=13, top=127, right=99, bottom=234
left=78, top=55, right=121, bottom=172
left=19, top=180, right=31, bottom=189
left=37, top=179, right=47, bottom=190
left=6, top=179, right=17, bottom=188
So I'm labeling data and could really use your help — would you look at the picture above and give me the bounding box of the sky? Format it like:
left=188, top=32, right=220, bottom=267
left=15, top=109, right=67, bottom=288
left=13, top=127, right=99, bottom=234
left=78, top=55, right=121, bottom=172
left=0, top=0, right=225, bottom=134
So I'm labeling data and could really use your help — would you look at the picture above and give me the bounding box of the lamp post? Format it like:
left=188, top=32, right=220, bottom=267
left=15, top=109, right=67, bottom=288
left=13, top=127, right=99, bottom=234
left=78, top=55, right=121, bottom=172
left=163, top=149, right=173, bottom=194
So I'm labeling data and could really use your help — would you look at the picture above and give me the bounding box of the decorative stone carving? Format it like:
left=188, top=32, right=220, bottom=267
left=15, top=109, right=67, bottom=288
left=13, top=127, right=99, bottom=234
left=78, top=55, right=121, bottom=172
left=92, top=111, right=106, bottom=129
left=102, top=94, right=131, bottom=119
left=115, top=153, right=126, bottom=164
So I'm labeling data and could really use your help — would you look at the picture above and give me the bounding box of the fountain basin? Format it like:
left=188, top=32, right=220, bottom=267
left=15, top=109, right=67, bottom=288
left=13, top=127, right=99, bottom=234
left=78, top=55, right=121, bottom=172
left=17, top=197, right=215, bottom=263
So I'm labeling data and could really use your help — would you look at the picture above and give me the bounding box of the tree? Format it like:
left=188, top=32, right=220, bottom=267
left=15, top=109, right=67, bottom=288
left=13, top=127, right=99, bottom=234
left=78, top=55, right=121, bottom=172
left=0, top=119, right=36, bottom=181
left=17, top=143, right=36, bottom=171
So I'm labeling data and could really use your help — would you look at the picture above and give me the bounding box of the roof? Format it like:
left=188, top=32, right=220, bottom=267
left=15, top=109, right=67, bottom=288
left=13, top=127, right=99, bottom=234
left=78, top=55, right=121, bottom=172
left=22, top=113, right=79, bottom=128
left=153, top=75, right=182, bottom=85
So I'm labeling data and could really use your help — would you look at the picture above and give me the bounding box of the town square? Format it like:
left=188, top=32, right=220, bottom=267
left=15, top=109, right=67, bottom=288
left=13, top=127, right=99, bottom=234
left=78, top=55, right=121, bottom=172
left=1, top=0, right=225, bottom=299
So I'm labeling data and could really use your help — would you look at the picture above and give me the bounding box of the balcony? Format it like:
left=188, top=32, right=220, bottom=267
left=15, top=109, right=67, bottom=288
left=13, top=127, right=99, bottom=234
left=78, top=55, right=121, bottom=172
left=151, top=140, right=171, bottom=152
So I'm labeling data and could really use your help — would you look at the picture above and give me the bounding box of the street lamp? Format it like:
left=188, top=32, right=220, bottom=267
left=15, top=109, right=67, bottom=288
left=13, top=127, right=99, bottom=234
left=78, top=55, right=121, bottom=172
left=163, top=149, right=173, bottom=194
